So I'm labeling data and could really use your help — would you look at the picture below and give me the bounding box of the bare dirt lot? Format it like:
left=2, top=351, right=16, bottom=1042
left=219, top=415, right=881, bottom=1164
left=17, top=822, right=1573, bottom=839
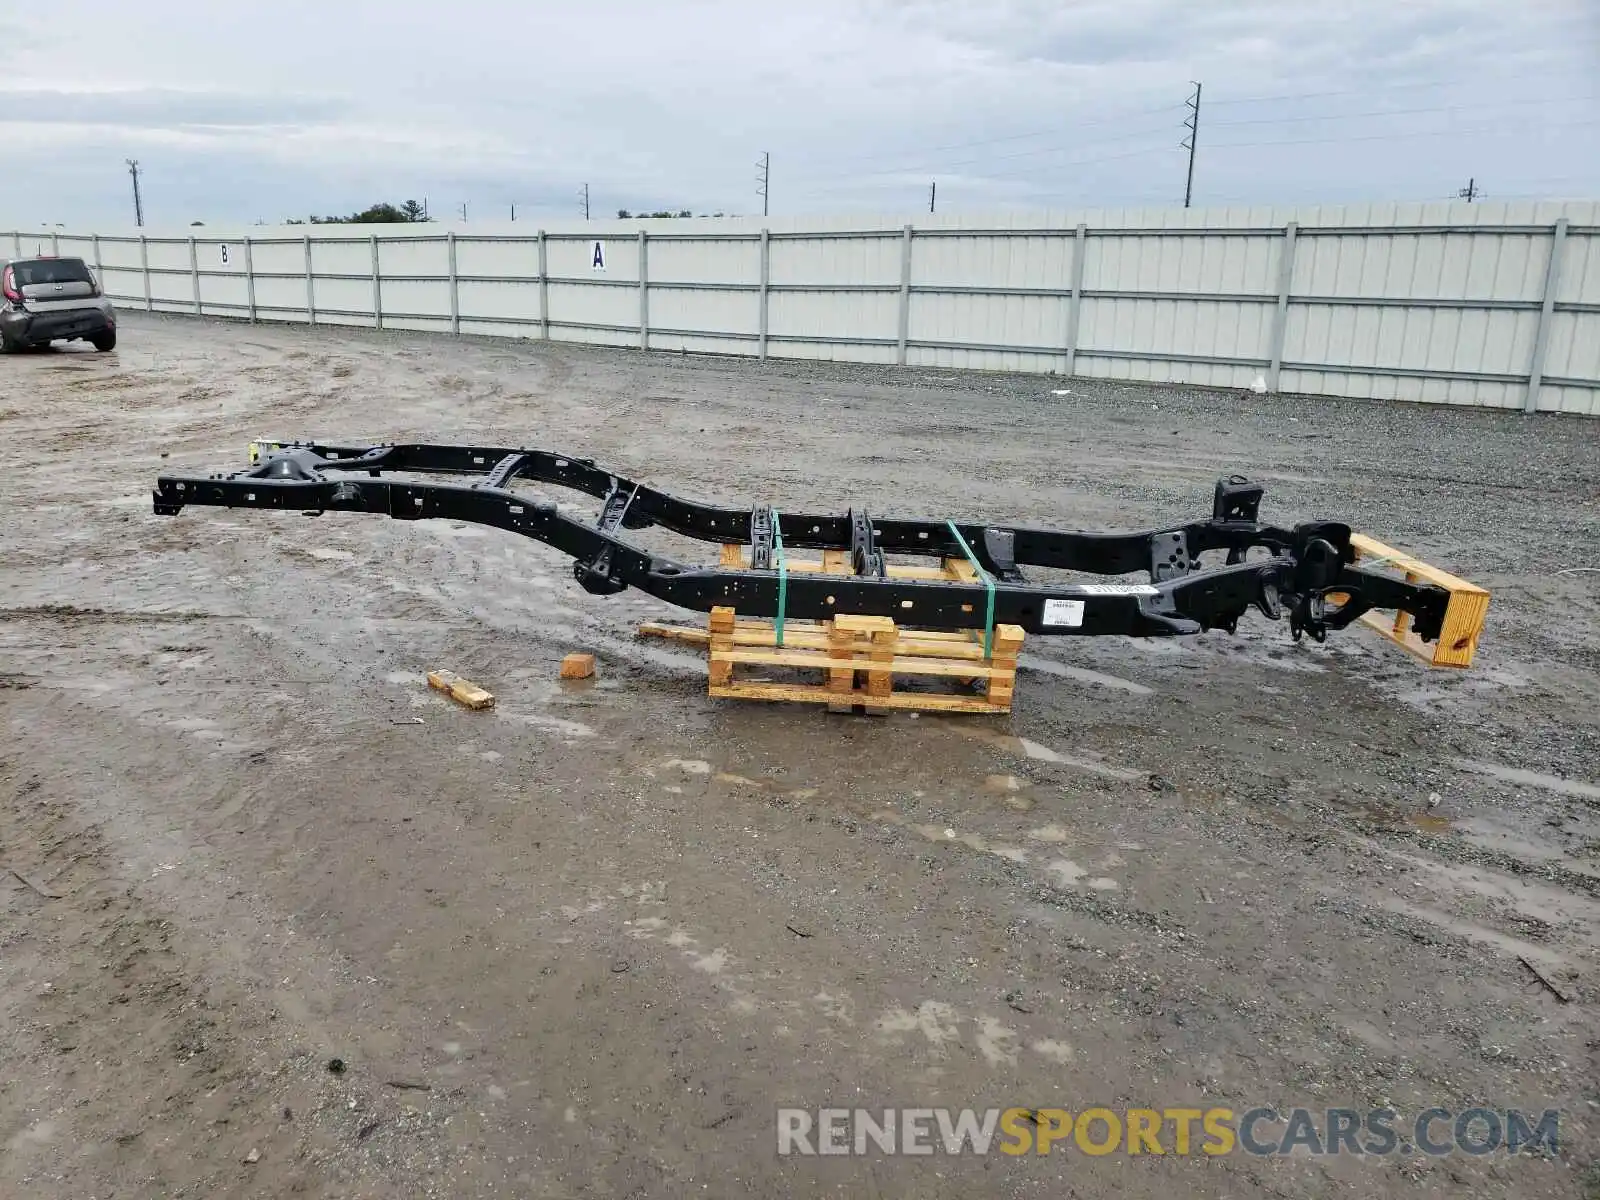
left=2, top=313, right=1599, bottom=1199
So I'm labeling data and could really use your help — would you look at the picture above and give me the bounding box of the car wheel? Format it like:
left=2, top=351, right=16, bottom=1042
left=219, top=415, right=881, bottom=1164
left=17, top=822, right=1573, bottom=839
left=91, top=331, right=117, bottom=352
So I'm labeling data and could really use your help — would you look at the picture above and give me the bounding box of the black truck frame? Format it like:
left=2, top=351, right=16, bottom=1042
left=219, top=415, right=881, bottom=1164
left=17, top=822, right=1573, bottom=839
left=150, top=440, right=1451, bottom=648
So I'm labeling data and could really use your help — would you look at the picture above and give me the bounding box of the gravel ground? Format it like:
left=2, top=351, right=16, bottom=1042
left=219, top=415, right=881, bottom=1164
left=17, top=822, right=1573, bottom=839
left=2, top=312, right=1598, bottom=1199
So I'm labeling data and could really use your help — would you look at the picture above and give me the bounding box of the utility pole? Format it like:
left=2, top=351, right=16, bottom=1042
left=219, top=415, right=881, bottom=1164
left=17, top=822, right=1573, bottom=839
left=510, top=202, right=516, bottom=221
left=929, top=180, right=936, bottom=214
left=756, top=152, right=770, bottom=217
left=1457, top=177, right=1480, bottom=202
left=459, top=202, right=468, bottom=221
left=1181, top=82, right=1202, bottom=208
left=580, top=183, right=590, bottom=220
left=126, top=159, right=144, bottom=227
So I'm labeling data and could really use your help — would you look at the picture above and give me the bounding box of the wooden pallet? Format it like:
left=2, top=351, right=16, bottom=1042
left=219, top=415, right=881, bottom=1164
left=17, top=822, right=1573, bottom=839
left=641, top=607, right=1024, bottom=714
left=1336, top=533, right=1490, bottom=668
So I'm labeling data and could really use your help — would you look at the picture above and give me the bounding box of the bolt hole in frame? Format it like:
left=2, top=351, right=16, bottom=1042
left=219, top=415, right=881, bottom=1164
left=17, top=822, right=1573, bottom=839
left=151, top=440, right=1486, bottom=664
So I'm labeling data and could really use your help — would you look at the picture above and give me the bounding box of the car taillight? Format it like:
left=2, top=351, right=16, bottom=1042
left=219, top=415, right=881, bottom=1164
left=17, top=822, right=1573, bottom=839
left=1, top=266, right=20, bottom=303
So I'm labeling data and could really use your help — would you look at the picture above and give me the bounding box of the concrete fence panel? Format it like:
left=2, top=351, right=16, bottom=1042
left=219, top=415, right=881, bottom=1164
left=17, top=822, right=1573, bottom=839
left=11, top=199, right=1596, bottom=415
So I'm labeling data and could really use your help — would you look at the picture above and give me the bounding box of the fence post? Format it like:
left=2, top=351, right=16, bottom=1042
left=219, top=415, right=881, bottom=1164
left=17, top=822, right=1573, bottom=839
left=51, top=230, right=59, bottom=257
left=758, top=228, right=770, bottom=361
left=447, top=232, right=460, bottom=335
left=1064, top=223, right=1088, bottom=376
left=304, top=234, right=316, bottom=325
left=537, top=230, right=549, bottom=340
left=1267, top=221, right=1298, bottom=393
left=1525, top=216, right=1569, bottom=415
left=370, top=234, right=382, bottom=330
left=895, top=224, right=913, bottom=366
left=189, top=236, right=201, bottom=315
left=91, top=234, right=103, bottom=292
left=10, top=231, right=19, bottom=258
left=244, top=236, right=257, bottom=323
left=638, top=229, right=649, bottom=350
left=139, top=235, right=152, bottom=311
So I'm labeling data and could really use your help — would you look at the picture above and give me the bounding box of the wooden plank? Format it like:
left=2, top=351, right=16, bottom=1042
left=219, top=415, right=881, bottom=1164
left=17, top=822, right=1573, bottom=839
left=638, top=621, right=711, bottom=646
left=644, top=620, right=993, bottom=661
left=821, top=549, right=850, bottom=574
left=1346, top=533, right=1489, bottom=669
left=719, top=544, right=745, bottom=569
left=1356, top=589, right=1489, bottom=669
left=709, top=680, right=1010, bottom=714
left=833, top=613, right=897, bottom=634
left=710, top=646, right=1012, bottom=679
left=1350, top=533, right=1488, bottom=596
left=427, top=669, right=495, bottom=710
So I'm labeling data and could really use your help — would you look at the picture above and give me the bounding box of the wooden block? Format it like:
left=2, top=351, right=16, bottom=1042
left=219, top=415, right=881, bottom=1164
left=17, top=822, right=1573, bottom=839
left=708, top=606, right=737, bottom=687
left=821, top=548, right=850, bottom=574
left=942, top=556, right=980, bottom=582
left=864, top=624, right=897, bottom=711
left=560, top=652, right=596, bottom=680
left=833, top=614, right=897, bottom=635
left=427, top=669, right=495, bottom=710
left=720, top=543, right=745, bottom=569
left=826, top=618, right=856, bottom=714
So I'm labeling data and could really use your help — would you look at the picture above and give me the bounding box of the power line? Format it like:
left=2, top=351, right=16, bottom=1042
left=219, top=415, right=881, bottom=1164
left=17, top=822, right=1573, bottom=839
left=789, top=118, right=1183, bottom=188
left=1206, top=62, right=1599, bottom=107
left=809, top=98, right=1187, bottom=167
left=1207, top=115, right=1600, bottom=150
left=1208, top=93, right=1600, bottom=128
left=785, top=143, right=1176, bottom=200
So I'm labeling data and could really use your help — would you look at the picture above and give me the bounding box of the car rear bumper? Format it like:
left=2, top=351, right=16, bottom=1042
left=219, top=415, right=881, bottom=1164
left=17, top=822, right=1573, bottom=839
left=1, top=307, right=114, bottom=345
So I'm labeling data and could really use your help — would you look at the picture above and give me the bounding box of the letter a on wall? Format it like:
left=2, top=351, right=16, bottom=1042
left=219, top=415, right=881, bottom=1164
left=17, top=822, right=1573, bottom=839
left=590, top=240, right=606, bottom=270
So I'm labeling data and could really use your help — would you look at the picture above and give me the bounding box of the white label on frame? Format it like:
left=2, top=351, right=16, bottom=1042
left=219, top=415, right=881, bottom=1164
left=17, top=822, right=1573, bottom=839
left=1077, top=583, right=1160, bottom=596
left=1042, top=598, right=1085, bottom=627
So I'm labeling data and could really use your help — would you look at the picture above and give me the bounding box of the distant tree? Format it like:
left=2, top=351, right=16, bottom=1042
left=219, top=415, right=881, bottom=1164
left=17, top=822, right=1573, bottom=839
left=617, top=209, right=632, bottom=219
left=300, top=201, right=431, bottom=225
left=190, top=220, right=205, bottom=226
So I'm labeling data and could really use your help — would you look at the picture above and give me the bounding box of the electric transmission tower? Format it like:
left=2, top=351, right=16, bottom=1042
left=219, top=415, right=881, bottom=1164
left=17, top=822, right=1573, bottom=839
left=756, top=152, right=769, bottom=217
left=1180, top=82, right=1202, bottom=208
left=580, top=183, right=590, bottom=220
left=126, top=159, right=144, bottom=227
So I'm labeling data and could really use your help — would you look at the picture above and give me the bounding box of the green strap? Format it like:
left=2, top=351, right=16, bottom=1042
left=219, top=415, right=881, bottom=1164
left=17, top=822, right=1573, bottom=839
left=946, top=520, right=995, bottom=656
left=772, top=508, right=788, bottom=647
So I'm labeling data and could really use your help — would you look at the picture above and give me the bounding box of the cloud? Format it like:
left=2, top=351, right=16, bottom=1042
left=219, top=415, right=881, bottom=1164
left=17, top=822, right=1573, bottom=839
left=0, top=87, right=347, bottom=131
left=0, top=0, right=1593, bottom=228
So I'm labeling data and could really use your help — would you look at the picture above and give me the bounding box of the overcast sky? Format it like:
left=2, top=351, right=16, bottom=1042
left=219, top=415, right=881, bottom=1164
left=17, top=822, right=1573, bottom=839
left=1, top=0, right=1596, bottom=228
